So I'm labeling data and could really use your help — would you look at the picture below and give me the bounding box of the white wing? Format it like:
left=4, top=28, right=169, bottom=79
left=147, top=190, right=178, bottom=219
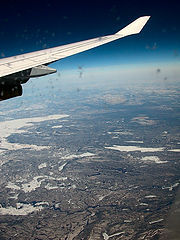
left=0, top=16, right=150, bottom=79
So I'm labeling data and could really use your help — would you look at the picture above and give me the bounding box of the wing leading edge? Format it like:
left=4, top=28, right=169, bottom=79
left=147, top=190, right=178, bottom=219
left=0, top=16, right=150, bottom=80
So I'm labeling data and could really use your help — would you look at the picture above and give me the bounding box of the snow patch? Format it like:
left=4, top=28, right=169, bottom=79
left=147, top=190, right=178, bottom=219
left=45, top=184, right=58, bottom=190
left=6, top=174, right=68, bottom=193
left=0, top=114, right=69, bottom=153
left=105, top=145, right=164, bottom=153
left=126, top=141, right=143, bottom=144
left=0, top=203, right=43, bottom=215
left=142, top=156, right=167, bottom=164
left=6, top=182, right=21, bottom=190
left=140, top=203, right=148, bottom=206
left=108, top=131, right=133, bottom=136
left=149, top=219, right=164, bottom=224
left=52, top=125, right=63, bottom=129
left=168, top=149, right=180, bottom=152
left=124, top=220, right=132, bottom=223
left=59, top=162, right=67, bottom=172
left=35, top=202, right=49, bottom=206
left=103, top=231, right=125, bottom=240
left=145, top=195, right=157, bottom=198
left=169, top=182, right=179, bottom=191
left=38, top=163, right=47, bottom=169
left=9, top=193, right=19, bottom=200
left=22, top=176, right=44, bottom=193
left=64, top=152, right=95, bottom=159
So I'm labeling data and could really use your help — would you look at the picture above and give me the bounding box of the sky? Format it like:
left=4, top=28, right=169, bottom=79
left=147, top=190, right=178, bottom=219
left=0, top=1, right=179, bottom=63
left=0, top=0, right=179, bottom=93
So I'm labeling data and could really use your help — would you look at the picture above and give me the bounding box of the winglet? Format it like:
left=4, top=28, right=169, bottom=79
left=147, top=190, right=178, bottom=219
left=116, top=16, right=150, bottom=36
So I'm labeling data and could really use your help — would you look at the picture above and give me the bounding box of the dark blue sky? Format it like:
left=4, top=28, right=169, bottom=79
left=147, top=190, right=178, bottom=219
left=0, top=0, right=179, bottom=68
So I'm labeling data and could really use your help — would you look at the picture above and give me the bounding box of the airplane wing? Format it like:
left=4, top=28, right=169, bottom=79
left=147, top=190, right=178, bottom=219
left=0, top=16, right=150, bottom=79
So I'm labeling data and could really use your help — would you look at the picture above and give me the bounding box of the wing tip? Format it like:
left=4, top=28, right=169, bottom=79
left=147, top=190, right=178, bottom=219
left=116, top=16, right=151, bottom=36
